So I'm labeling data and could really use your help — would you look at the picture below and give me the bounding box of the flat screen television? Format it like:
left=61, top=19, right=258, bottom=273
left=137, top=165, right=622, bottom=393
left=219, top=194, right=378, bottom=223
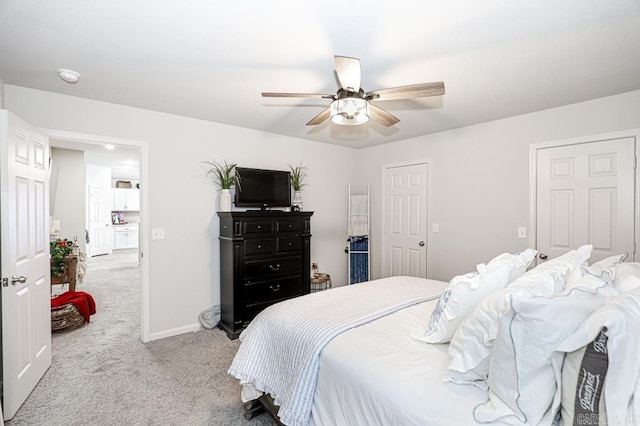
left=234, top=167, right=291, bottom=209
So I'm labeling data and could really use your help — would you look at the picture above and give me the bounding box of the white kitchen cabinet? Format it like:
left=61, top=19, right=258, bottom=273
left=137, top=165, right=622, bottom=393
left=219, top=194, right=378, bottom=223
left=113, top=224, right=139, bottom=249
left=113, top=188, right=140, bottom=211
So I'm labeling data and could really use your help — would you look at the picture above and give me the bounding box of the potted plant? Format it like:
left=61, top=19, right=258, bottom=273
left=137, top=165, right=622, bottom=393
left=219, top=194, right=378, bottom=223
left=288, top=162, right=308, bottom=211
left=203, top=160, right=238, bottom=211
left=50, top=238, right=74, bottom=281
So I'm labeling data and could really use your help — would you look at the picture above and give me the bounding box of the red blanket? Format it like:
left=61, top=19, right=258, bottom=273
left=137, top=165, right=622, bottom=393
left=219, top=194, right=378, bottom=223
left=51, top=291, right=96, bottom=323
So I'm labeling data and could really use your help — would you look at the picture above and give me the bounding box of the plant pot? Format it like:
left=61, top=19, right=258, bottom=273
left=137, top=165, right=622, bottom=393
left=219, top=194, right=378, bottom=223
left=219, top=189, right=232, bottom=212
left=292, top=190, right=303, bottom=211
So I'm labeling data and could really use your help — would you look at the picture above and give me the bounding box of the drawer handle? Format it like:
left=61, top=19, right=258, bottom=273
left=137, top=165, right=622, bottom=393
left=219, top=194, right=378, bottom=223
left=257, top=244, right=262, bottom=249
left=269, top=264, right=281, bottom=271
left=257, top=225, right=261, bottom=229
left=270, top=284, right=281, bottom=292
left=288, top=242, right=292, bottom=246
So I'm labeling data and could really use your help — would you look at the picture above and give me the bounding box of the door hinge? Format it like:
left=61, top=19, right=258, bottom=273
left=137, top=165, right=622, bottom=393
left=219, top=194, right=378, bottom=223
left=2, top=277, right=8, bottom=287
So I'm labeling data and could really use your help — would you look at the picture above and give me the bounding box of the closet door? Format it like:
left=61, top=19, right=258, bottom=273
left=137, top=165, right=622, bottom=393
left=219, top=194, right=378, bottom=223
left=536, top=137, right=635, bottom=263
left=382, top=162, right=429, bottom=278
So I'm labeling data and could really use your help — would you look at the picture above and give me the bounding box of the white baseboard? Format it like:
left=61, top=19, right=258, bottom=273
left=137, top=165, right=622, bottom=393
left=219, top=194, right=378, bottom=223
left=148, top=323, right=203, bottom=342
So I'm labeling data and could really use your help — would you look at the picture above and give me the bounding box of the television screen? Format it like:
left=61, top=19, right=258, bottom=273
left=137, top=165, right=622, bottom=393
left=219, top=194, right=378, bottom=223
left=234, top=167, right=291, bottom=209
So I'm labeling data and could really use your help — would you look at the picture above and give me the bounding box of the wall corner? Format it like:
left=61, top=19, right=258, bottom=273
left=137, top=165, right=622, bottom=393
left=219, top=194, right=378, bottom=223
left=0, top=77, right=5, bottom=109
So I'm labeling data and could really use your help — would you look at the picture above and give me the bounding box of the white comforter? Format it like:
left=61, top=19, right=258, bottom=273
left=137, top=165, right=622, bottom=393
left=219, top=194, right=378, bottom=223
left=228, top=276, right=445, bottom=426
left=311, top=294, right=489, bottom=426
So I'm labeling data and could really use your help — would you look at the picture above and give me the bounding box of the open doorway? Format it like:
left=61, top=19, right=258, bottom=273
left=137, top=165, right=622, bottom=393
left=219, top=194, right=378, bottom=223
left=49, top=136, right=141, bottom=300
left=45, top=129, right=149, bottom=342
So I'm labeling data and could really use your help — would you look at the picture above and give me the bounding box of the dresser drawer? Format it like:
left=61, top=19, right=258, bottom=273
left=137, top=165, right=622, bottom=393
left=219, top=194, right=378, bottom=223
left=244, top=276, right=303, bottom=305
left=277, top=220, right=302, bottom=233
left=243, top=221, right=273, bottom=235
left=277, top=236, right=301, bottom=253
left=244, top=238, right=273, bottom=256
left=244, top=256, right=302, bottom=278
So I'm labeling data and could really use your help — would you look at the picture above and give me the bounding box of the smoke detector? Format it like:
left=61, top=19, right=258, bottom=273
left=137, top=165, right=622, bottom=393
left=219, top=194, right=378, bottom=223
left=58, top=69, right=80, bottom=84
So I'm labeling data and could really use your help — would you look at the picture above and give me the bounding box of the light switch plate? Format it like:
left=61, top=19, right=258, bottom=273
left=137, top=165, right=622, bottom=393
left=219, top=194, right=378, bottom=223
left=517, top=227, right=527, bottom=239
left=432, top=223, right=439, bottom=233
left=152, top=228, right=165, bottom=240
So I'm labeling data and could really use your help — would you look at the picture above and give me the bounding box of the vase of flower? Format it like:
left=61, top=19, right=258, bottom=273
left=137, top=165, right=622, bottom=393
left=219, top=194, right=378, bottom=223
left=289, top=162, right=308, bottom=212
left=292, top=190, right=303, bottom=211
left=219, top=188, right=232, bottom=212
left=203, top=159, right=239, bottom=212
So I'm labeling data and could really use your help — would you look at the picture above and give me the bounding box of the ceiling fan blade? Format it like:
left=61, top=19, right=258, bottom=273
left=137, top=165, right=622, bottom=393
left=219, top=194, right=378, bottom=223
left=368, top=103, right=400, bottom=127
left=334, top=55, right=361, bottom=92
left=366, top=82, right=445, bottom=101
left=262, top=92, right=334, bottom=99
left=306, top=107, right=331, bottom=126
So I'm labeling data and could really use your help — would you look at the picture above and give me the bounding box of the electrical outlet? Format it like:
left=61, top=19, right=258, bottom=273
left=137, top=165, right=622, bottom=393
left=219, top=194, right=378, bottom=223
left=517, top=227, right=527, bottom=239
left=152, top=228, right=165, bottom=240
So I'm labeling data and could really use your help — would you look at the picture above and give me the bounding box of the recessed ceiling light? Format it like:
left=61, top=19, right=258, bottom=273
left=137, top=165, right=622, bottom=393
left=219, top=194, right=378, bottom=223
left=58, top=68, right=80, bottom=84
left=104, top=144, right=115, bottom=150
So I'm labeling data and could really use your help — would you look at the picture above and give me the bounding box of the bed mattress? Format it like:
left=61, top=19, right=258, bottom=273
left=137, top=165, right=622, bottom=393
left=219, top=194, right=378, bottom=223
left=310, top=296, right=489, bottom=426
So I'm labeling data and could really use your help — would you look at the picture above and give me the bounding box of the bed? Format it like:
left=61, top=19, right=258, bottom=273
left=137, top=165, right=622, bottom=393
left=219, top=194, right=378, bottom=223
left=229, top=247, right=640, bottom=426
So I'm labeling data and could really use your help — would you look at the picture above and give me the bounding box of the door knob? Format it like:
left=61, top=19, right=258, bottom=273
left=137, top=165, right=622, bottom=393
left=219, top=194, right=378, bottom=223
left=539, top=253, right=548, bottom=260
left=418, top=241, right=425, bottom=247
left=11, top=275, right=27, bottom=285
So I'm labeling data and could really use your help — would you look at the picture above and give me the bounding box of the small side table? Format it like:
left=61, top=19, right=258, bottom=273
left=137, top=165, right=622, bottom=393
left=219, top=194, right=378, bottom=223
left=50, top=254, right=78, bottom=292
left=311, top=274, right=332, bottom=292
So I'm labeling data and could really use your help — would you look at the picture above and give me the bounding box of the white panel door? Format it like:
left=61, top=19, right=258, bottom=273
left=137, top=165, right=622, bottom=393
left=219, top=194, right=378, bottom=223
left=383, top=163, right=428, bottom=277
left=1, top=110, right=51, bottom=420
left=537, top=137, right=635, bottom=263
left=89, top=186, right=112, bottom=256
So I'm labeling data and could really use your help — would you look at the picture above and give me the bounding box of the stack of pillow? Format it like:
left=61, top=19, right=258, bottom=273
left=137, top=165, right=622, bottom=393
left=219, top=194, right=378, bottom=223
left=411, top=248, right=538, bottom=345
left=413, top=245, right=640, bottom=425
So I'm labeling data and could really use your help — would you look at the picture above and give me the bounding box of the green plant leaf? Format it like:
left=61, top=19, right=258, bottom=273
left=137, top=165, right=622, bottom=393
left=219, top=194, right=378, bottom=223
left=203, top=160, right=239, bottom=190
left=288, top=162, right=308, bottom=191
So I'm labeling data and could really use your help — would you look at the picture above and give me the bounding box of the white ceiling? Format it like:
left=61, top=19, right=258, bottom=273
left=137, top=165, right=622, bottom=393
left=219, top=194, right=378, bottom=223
left=1, top=1, right=639, bottom=149
left=50, top=139, right=140, bottom=181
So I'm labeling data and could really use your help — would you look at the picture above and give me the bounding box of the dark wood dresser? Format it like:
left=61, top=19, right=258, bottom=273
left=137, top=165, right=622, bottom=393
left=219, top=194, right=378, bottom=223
left=218, top=211, right=313, bottom=339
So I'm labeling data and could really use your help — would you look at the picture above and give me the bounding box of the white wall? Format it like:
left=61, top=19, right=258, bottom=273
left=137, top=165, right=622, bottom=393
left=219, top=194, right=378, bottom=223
left=6, top=85, right=357, bottom=340
left=0, top=77, right=4, bottom=109
left=9, top=83, right=640, bottom=340
left=86, top=164, right=111, bottom=188
left=358, top=90, right=640, bottom=281
left=50, top=147, right=86, bottom=254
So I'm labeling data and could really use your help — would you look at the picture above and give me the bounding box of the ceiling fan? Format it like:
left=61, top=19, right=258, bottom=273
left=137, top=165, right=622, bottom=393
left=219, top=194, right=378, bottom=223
left=262, top=55, right=445, bottom=127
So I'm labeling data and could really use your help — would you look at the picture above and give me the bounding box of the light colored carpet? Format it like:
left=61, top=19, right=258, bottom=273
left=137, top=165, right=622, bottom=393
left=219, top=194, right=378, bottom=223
left=8, top=249, right=276, bottom=425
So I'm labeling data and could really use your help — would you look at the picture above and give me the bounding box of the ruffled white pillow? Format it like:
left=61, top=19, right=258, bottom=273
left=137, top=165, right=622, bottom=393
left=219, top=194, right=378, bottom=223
left=613, top=262, right=640, bottom=292
left=412, top=249, right=536, bottom=344
left=443, top=271, right=562, bottom=387
left=552, top=288, right=640, bottom=426
left=444, top=245, right=593, bottom=387
left=486, top=248, right=537, bottom=283
left=473, top=275, right=617, bottom=425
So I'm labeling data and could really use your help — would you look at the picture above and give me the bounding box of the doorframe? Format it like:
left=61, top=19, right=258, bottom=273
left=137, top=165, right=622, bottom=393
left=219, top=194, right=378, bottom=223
left=381, top=159, right=433, bottom=279
left=39, top=128, right=151, bottom=342
left=528, top=128, right=640, bottom=261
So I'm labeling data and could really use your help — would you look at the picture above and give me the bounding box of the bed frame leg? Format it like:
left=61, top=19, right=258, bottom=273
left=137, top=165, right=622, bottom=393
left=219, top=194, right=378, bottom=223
left=242, top=395, right=283, bottom=424
left=243, top=400, right=265, bottom=420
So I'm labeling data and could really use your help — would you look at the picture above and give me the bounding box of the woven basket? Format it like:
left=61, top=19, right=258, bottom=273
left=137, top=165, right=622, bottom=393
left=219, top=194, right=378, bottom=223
left=51, top=303, right=85, bottom=333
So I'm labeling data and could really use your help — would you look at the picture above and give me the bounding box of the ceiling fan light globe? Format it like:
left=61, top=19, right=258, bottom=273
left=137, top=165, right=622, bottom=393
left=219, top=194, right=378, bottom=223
left=330, top=98, right=370, bottom=126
